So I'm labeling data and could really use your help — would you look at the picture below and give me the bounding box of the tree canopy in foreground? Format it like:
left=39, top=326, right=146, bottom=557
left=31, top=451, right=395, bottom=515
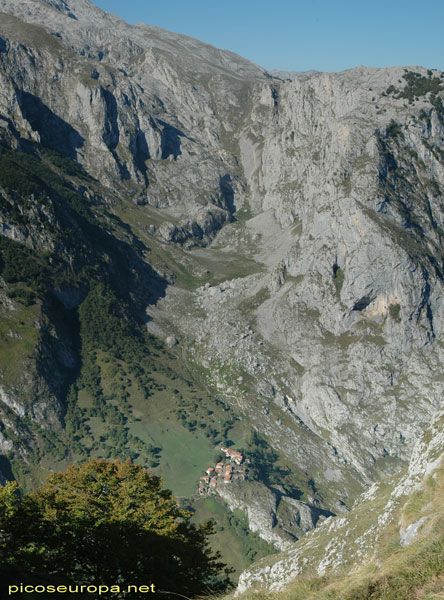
left=0, top=459, right=232, bottom=599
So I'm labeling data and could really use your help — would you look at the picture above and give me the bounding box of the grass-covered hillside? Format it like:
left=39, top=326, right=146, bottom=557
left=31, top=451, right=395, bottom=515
left=0, top=132, right=299, bottom=577
left=234, top=410, right=444, bottom=599
left=235, top=473, right=444, bottom=600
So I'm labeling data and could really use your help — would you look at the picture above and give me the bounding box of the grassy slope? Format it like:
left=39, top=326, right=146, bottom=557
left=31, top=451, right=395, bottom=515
left=233, top=438, right=444, bottom=600
left=0, top=138, right=284, bottom=578
left=235, top=496, right=444, bottom=599
left=0, top=136, right=389, bottom=581
left=0, top=301, right=40, bottom=386
left=192, top=495, right=277, bottom=578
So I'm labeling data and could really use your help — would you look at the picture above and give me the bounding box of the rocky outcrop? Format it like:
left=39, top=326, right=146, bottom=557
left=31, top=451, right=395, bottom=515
left=0, top=0, right=257, bottom=246
left=236, top=408, right=444, bottom=592
left=216, top=480, right=330, bottom=551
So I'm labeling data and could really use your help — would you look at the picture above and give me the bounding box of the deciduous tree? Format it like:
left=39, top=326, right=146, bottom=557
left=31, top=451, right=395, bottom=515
left=1, top=460, right=232, bottom=599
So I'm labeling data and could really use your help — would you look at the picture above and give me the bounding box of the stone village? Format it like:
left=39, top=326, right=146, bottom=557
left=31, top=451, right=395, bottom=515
left=197, top=446, right=251, bottom=495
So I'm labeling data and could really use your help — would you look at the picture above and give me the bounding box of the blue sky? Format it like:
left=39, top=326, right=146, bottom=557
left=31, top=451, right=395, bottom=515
left=93, top=0, right=444, bottom=73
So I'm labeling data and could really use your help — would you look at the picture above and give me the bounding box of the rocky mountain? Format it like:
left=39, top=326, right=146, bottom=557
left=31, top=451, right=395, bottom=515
left=237, top=407, right=444, bottom=592
left=1, top=0, right=444, bottom=586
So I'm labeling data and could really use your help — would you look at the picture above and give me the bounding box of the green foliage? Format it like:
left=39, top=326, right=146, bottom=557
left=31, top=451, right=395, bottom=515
left=385, top=120, right=404, bottom=140
left=0, top=481, right=20, bottom=525
left=392, top=70, right=444, bottom=103
left=226, top=509, right=277, bottom=564
left=0, top=141, right=167, bottom=463
left=0, top=143, right=133, bottom=297
left=0, top=144, right=93, bottom=233
left=192, top=497, right=277, bottom=577
left=5, top=288, right=37, bottom=306
left=0, top=237, right=49, bottom=293
left=0, top=152, right=46, bottom=199
left=332, top=264, right=344, bottom=297
left=74, top=283, right=158, bottom=443
left=78, top=283, right=142, bottom=362
left=388, top=303, right=401, bottom=322
left=0, top=460, right=232, bottom=598
left=43, top=148, right=88, bottom=178
left=246, top=432, right=301, bottom=497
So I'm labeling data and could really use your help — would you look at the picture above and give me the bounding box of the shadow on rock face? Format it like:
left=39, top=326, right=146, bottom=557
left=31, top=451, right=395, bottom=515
left=158, top=119, right=185, bottom=160
left=220, top=173, right=236, bottom=214
left=0, top=455, right=15, bottom=483
left=18, top=91, right=84, bottom=159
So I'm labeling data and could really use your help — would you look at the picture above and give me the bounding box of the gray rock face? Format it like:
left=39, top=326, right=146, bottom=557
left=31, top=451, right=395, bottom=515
left=237, top=407, right=444, bottom=591
left=1, top=0, right=444, bottom=572
left=215, top=480, right=327, bottom=551
left=399, top=516, right=431, bottom=546
left=0, top=0, right=263, bottom=248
